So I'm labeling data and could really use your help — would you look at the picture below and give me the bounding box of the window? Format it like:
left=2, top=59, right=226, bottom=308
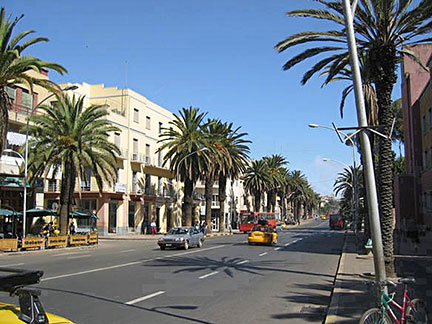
left=133, top=108, right=139, bottom=123
left=133, top=138, right=138, bottom=154
left=21, top=90, right=33, bottom=109
left=159, top=122, right=163, bottom=134
left=81, top=167, right=92, bottom=191
left=114, top=132, right=121, bottom=149
left=132, top=171, right=138, bottom=192
left=158, top=151, right=162, bottom=167
left=145, top=144, right=150, bottom=163
left=146, top=116, right=151, bottom=130
left=6, top=86, right=16, bottom=100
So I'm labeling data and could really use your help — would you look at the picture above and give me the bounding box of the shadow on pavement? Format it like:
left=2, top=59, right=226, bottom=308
left=38, top=286, right=212, bottom=324
left=143, top=255, right=334, bottom=279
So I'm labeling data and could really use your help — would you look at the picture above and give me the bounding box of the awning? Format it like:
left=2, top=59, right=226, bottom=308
left=6, top=132, right=28, bottom=146
left=0, top=176, right=30, bottom=188
left=18, top=209, right=58, bottom=218
left=0, top=209, right=18, bottom=217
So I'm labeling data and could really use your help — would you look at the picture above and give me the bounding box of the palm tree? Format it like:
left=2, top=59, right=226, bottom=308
left=275, top=0, right=432, bottom=276
left=158, top=107, right=211, bottom=226
left=26, top=95, right=120, bottom=235
left=288, top=170, right=308, bottom=223
left=243, top=160, right=272, bottom=213
left=215, top=122, right=250, bottom=232
left=0, top=7, right=66, bottom=155
left=262, top=155, right=289, bottom=212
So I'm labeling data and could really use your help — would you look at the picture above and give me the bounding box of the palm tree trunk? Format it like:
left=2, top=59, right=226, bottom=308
left=218, top=173, right=227, bottom=232
left=59, top=160, right=75, bottom=235
left=204, top=174, right=214, bottom=233
left=371, top=45, right=397, bottom=277
left=254, top=193, right=261, bottom=212
left=184, top=178, right=194, bottom=226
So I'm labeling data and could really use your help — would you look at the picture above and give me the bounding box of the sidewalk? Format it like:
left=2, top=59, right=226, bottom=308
left=325, top=231, right=432, bottom=323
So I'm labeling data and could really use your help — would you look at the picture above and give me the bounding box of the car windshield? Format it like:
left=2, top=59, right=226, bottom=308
left=167, top=228, right=189, bottom=235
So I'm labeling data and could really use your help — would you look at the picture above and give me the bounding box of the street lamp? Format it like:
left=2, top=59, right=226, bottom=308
left=309, top=124, right=359, bottom=234
left=21, top=84, right=78, bottom=237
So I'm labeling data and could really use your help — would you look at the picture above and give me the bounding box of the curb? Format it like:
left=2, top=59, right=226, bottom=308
left=324, top=231, right=348, bottom=324
left=0, top=244, right=98, bottom=257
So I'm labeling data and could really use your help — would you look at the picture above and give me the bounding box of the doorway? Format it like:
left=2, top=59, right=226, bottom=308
left=108, top=202, right=117, bottom=233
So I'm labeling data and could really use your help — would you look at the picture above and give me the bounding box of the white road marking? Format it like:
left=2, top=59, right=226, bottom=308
left=42, top=244, right=227, bottom=281
left=67, top=254, right=91, bottom=259
left=284, top=243, right=290, bottom=246
left=53, top=252, right=81, bottom=257
left=120, top=249, right=136, bottom=253
left=236, top=260, right=248, bottom=265
left=259, top=252, right=268, bottom=257
left=274, top=247, right=281, bottom=251
left=0, top=263, right=24, bottom=267
left=125, top=291, right=165, bottom=305
left=198, top=271, right=219, bottom=279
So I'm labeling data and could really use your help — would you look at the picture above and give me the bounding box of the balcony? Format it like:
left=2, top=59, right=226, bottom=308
left=47, top=180, right=58, bottom=192
left=131, top=152, right=145, bottom=164
left=115, top=148, right=128, bottom=160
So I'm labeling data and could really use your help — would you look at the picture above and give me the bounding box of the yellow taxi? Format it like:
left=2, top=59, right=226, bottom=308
left=0, top=303, right=74, bottom=323
left=320, top=215, right=327, bottom=220
left=248, top=225, right=277, bottom=246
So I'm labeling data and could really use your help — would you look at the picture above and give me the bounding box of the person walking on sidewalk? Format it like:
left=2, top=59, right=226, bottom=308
left=150, top=220, right=157, bottom=235
left=141, top=220, right=148, bottom=235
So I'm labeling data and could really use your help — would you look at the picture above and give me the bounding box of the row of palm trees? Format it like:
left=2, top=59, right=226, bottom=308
left=243, top=157, right=321, bottom=223
left=275, top=0, right=432, bottom=276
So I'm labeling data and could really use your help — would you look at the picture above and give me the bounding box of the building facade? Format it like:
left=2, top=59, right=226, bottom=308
left=396, top=44, right=432, bottom=231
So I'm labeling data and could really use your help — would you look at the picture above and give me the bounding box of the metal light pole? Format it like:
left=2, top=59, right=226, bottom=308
left=22, top=85, right=78, bottom=237
left=341, top=0, right=387, bottom=289
left=309, top=123, right=359, bottom=234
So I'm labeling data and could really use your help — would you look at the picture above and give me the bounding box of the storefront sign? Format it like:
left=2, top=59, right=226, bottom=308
left=69, top=235, right=88, bottom=245
left=22, top=237, right=45, bottom=249
left=47, top=236, right=68, bottom=247
left=0, top=238, right=18, bottom=251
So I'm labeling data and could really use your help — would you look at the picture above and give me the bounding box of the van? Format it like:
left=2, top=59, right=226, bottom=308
left=329, top=214, right=345, bottom=230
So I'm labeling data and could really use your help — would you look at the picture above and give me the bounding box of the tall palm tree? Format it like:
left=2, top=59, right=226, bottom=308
left=263, top=154, right=288, bottom=212
left=275, top=0, right=432, bottom=276
left=158, top=107, right=211, bottom=226
left=288, top=170, right=308, bottom=222
left=26, top=95, right=120, bottom=235
left=244, top=160, right=272, bottom=213
left=215, top=122, right=250, bottom=232
left=201, top=119, right=225, bottom=231
left=0, top=7, right=66, bottom=155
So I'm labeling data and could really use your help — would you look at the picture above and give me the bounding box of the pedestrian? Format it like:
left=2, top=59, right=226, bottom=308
left=90, top=209, right=98, bottom=233
left=69, top=219, right=76, bottom=235
left=150, top=220, right=157, bottom=235
left=141, top=219, right=148, bottom=235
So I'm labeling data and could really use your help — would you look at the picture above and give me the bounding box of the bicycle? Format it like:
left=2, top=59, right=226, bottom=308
left=360, top=277, right=428, bottom=324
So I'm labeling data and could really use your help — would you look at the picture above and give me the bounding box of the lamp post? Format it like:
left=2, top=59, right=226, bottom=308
left=309, top=123, right=359, bottom=234
left=21, top=85, right=78, bottom=237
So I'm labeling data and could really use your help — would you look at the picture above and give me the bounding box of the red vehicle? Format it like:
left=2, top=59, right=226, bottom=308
left=329, top=213, right=345, bottom=230
left=239, top=212, right=277, bottom=233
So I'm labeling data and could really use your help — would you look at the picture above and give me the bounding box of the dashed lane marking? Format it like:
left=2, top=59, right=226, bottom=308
left=120, top=249, right=136, bottom=253
left=236, top=260, right=248, bottom=265
left=274, top=247, right=281, bottom=251
left=0, top=263, right=24, bottom=267
left=125, top=291, right=165, bottom=305
left=198, top=271, right=219, bottom=279
left=259, top=252, right=268, bottom=257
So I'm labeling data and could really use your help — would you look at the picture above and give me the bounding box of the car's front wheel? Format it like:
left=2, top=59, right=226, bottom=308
left=184, top=240, right=189, bottom=250
left=159, top=245, right=165, bottom=250
left=197, top=239, right=203, bottom=248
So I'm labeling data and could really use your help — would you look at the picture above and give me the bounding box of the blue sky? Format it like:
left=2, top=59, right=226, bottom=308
left=4, top=0, right=402, bottom=195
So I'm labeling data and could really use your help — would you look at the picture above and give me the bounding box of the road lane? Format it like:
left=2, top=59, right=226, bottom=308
left=0, top=220, right=344, bottom=323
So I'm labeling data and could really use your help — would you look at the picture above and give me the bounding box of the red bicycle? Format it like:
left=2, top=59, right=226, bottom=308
left=360, top=278, right=428, bottom=324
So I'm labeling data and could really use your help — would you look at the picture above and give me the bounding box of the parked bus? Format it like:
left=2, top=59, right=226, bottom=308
left=239, top=212, right=277, bottom=233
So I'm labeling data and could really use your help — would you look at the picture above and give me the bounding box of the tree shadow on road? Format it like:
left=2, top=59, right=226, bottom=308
left=142, top=255, right=334, bottom=279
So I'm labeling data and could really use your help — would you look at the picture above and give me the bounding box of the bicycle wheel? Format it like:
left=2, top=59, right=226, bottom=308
left=406, top=299, right=428, bottom=324
left=359, top=308, right=392, bottom=324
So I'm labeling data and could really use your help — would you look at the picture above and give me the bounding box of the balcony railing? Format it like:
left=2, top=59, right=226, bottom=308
left=114, top=182, right=126, bottom=193
left=47, top=180, right=58, bottom=192
left=131, top=152, right=145, bottom=163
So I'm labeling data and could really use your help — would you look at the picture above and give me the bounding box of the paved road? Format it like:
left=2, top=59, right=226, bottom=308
left=0, top=219, right=344, bottom=323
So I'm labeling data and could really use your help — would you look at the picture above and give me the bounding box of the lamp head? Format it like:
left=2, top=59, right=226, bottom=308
left=308, top=123, right=319, bottom=128
left=322, top=158, right=329, bottom=162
